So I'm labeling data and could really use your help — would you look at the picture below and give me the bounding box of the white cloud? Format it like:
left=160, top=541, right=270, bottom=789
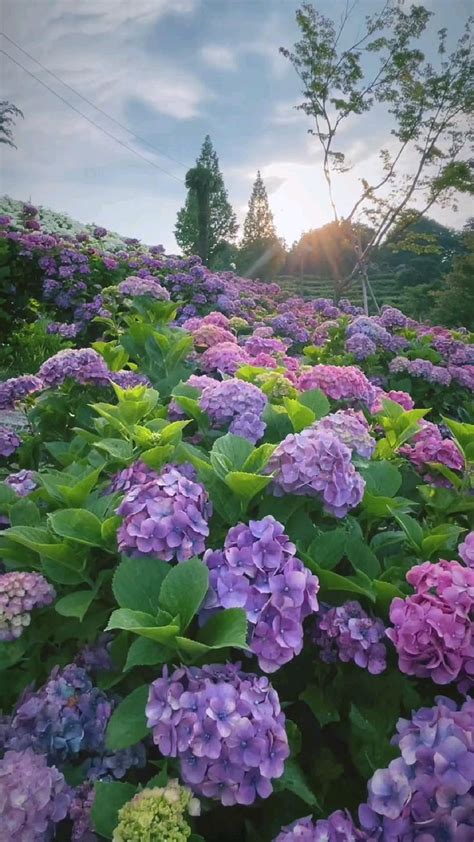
left=200, top=45, right=237, bottom=71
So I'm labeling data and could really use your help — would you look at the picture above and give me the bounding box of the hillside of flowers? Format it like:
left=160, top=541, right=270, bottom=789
left=0, top=202, right=473, bottom=841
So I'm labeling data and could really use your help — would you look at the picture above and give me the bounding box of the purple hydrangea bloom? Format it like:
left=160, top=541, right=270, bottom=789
left=389, top=356, right=452, bottom=387
left=201, top=517, right=319, bottom=672
left=378, top=307, right=409, bottom=329
left=387, top=560, right=474, bottom=690
left=0, top=748, right=71, bottom=841
left=146, top=663, right=289, bottom=806
left=314, top=410, right=376, bottom=459
left=274, top=810, right=364, bottom=841
left=0, top=571, right=55, bottom=641
left=449, top=364, right=474, bottom=391
left=69, top=782, right=97, bottom=842
left=46, top=321, right=80, bottom=338
left=346, top=333, right=377, bottom=360
left=168, top=374, right=217, bottom=420
left=38, top=348, right=111, bottom=388
left=0, top=426, right=21, bottom=457
left=200, top=341, right=251, bottom=375
left=105, top=460, right=159, bottom=496
left=400, top=421, right=464, bottom=484
left=116, top=466, right=211, bottom=562
left=83, top=742, right=147, bottom=781
left=108, top=370, right=152, bottom=389
left=200, top=378, right=267, bottom=444
left=313, top=601, right=387, bottom=675
left=4, top=663, right=112, bottom=762
left=76, top=633, right=114, bottom=673
left=0, top=374, right=43, bottom=409
left=266, top=428, right=365, bottom=518
left=298, top=364, right=375, bottom=405
left=4, top=469, right=37, bottom=497
left=459, top=532, right=474, bottom=567
left=117, top=275, right=170, bottom=300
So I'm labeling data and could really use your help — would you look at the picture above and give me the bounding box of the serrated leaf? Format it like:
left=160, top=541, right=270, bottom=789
left=159, top=558, right=209, bottom=631
left=273, top=758, right=320, bottom=808
left=125, top=637, right=172, bottom=671
left=283, top=397, right=315, bottom=432
left=106, top=608, right=180, bottom=642
left=224, top=471, right=271, bottom=505
left=112, top=556, right=169, bottom=614
left=91, top=781, right=137, bottom=838
left=48, top=509, right=103, bottom=546
left=198, top=608, right=249, bottom=650
left=55, top=590, right=95, bottom=621
left=106, top=684, right=149, bottom=750
left=297, top=388, right=330, bottom=419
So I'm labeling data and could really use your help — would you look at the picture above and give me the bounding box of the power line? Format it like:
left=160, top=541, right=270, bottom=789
left=1, top=31, right=188, bottom=171
left=0, top=48, right=185, bottom=184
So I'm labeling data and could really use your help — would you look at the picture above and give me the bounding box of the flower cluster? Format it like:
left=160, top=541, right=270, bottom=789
left=191, top=323, right=236, bottom=349
left=0, top=374, right=43, bottom=409
left=313, top=601, right=387, bottom=675
left=389, top=356, right=452, bottom=387
left=47, top=320, right=80, bottom=338
left=345, top=332, right=377, bottom=360
left=0, top=571, right=55, bottom=641
left=459, top=531, right=474, bottom=567
left=0, top=748, right=71, bottom=842
left=0, top=426, right=21, bottom=457
left=112, top=780, right=200, bottom=842
left=449, top=364, right=474, bottom=391
left=298, top=364, right=374, bottom=405
left=109, top=369, right=152, bottom=389
left=359, top=696, right=474, bottom=840
left=400, top=421, right=464, bottom=482
left=201, top=516, right=319, bottom=672
left=266, top=428, right=365, bottom=518
left=200, top=378, right=267, bottom=444
left=116, top=466, right=211, bottom=562
left=146, top=663, right=289, bottom=806
left=4, top=469, right=37, bottom=497
left=274, top=810, right=364, bottom=841
left=370, top=388, right=414, bottom=414
left=38, top=348, right=111, bottom=388
left=314, top=410, right=376, bottom=459
left=105, top=459, right=159, bottom=496
left=199, top=341, right=250, bottom=375
left=387, top=560, right=474, bottom=690
left=117, top=275, right=170, bottom=300
left=69, top=782, right=97, bottom=842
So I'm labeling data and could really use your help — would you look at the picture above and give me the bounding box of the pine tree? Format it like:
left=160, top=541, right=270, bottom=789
left=175, top=135, right=237, bottom=266
left=238, top=171, right=285, bottom=279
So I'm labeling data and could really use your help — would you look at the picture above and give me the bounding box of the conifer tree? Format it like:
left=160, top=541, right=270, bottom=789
left=175, top=135, right=237, bottom=266
left=238, top=171, right=285, bottom=279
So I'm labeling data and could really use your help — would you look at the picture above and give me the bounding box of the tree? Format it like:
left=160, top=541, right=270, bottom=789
left=430, top=229, right=474, bottom=329
left=175, top=135, right=237, bottom=266
left=0, top=101, right=23, bottom=148
left=378, top=214, right=464, bottom=287
left=281, top=3, right=473, bottom=309
left=286, top=220, right=374, bottom=280
left=183, top=166, right=218, bottom=264
left=238, top=171, right=286, bottom=279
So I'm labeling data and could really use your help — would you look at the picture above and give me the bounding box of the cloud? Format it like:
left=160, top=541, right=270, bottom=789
left=270, top=101, right=307, bottom=127
left=200, top=45, right=237, bottom=71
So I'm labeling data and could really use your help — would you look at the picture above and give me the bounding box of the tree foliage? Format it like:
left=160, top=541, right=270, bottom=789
left=0, top=101, right=23, bottom=149
left=238, top=172, right=285, bottom=279
left=175, top=136, right=237, bottom=266
left=430, top=230, right=474, bottom=329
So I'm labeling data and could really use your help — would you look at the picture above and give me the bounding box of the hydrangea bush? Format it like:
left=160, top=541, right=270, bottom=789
left=0, top=207, right=473, bottom=840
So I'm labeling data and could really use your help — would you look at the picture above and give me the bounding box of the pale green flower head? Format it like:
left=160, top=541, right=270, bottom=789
left=112, top=780, right=200, bottom=842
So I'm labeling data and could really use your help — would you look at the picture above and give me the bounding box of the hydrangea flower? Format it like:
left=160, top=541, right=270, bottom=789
left=4, top=469, right=37, bottom=497
left=201, top=517, right=319, bottom=672
left=117, top=466, right=211, bottom=562
left=313, top=601, right=387, bottom=675
left=345, top=333, right=377, bottom=360
left=117, top=275, right=170, bottom=300
left=47, top=321, right=80, bottom=338
left=191, top=323, right=236, bottom=349
left=200, top=341, right=250, bottom=375
left=389, top=356, right=452, bottom=387
left=0, top=748, right=71, bottom=841
left=387, top=560, right=474, bottom=690
left=314, top=410, right=376, bottom=459
left=298, top=364, right=375, bottom=405
left=459, top=532, right=474, bottom=567
left=0, top=571, right=55, bottom=641
left=112, top=780, right=200, bottom=842
left=200, top=378, right=267, bottom=444
left=109, top=370, right=152, bottom=389
left=105, top=460, right=160, bottom=496
left=369, top=389, right=414, bottom=414
left=400, top=421, right=464, bottom=483
left=266, top=428, right=365, bottom=518
left=0, top=426, right=21, bottom=457
left=38, top=348, right=111, bottom=388
left=274, top=810, right=364, bottom=841
left=146, top=663, right=289, bottom=806
left=0, top=374, right=43, bottom=409
left=69, top=782, right=98, bottom=842
left=449, top=364, right=474, bottom=391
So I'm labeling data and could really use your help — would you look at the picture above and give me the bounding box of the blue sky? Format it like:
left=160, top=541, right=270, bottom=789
left=1, top=0, right=472, bottom=250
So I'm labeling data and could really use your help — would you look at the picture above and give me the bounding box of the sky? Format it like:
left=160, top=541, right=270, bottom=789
left=1, top=0, right=472, bottom=251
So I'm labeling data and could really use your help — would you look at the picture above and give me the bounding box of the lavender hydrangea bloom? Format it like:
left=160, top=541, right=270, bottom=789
left=387, top=560, right=474, bottom=690
left=400, top=421, right=464, bottom=484
left=83, top=742, right=147, bottom=780
left=47, top=321, right=80, bottom=338
left=313, top=601, right=387, bottom=675
left=314, top=410, right=376, bottom=459
left=389, top=356, right=452, bottom=387
left=0, top=571, right=55, bottom=640
left=0, top=748, right=71, bottom=841
left=105, top=460, right=159, bottom=496
left=146, top=663, right=289, bottom=806
left=200, top=378, right=267, bottom=444
left=346, top=333, right=377, bottom=360
left=201, top=517, right=319, bottom=672
left=274, top=810, right=364, bottom=841
left=76, top=633, right=114, bottom=673
left=116, top=466, right=211, bottom=562
left=4, top=469, right=37, bottom=497
left=117, top=275, right=170, bottom=300
left=266, top=428, right=365, bottom=518
left=298, top=364, right=375, bottom=405
left=38, top=348, right=111, bottom=388
left=0, top=374, right=43, bottom=409
left=69, top=782, right=98, bottom=842
left=0, top=426, right=21, bottom=457
left=359, top=696, right=474, bottom=840
left=200, top=341, right=251, bottom=375
left=109, top=370, right=152, bottom=389
left=459, top=532, right=474, bottom=567
left=5, top=663, right=112, bottom=762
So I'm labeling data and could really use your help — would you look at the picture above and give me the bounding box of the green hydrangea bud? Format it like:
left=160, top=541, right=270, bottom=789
left=112, top=780, right=200, bottom=842
left=229, top=317, right=249, bottom=332
left=256, top=371, right=297, bottom=401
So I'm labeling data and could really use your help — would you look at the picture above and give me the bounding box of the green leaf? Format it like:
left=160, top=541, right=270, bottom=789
left=93, top=438, right=134, bottom=460
left=308, top=528, right=346, bottom=570
left=55, top=590, right=95, bottom=621
left=140, top=444, right=175, bottom=470
left=346, top=538, right=381, bottom=578
left=242, top=443, right=276, bottom=474
left=297, top=388, right=330, bottom=419
left=361, top=461, right=402, bottom=497
left=125, top=638, right=172, bottom=671
left=112, top=556, right=170, bottom=614
left=391, top=511, right=423, bottom=550
left=273, top=758, right=320, bottom=808
left=224, top=471, right=271, bottom=505
left=106, top=684, right=149, bottom=750
left=48, top=509, right=103, bottom=547
left=106, top=609, right=180, bottom=642
left=9, top=499, right=40, bottom=527
left=3, top=526, right=85, bottom=566
left=301, top=683, right=340, bottom=727
left=198, top=608, right=249, bottom=650
left=364, top=493, right=414, bottom=518
left=283, top=397, right=315, bottom=432
left=304, top=557, right=376, bottom=602
left=159, top=557, right=209, bottom=631
left=0, top=481, right=20, bottom=507
left=262, top=403, right=293, bottom=442
left=210, top=434, right=254, bottom=479
left=0, top=638, right=26, bottom=671
left=91, top=781, right=137, bottom=839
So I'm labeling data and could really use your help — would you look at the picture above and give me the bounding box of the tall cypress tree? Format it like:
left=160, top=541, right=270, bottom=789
left=238, top=171, right=285, bottom=279
left=175, top=135, right=237, bottom=266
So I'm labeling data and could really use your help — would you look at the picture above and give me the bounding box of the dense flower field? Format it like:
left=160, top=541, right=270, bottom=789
left=0, top=203, right=473, bottom=841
